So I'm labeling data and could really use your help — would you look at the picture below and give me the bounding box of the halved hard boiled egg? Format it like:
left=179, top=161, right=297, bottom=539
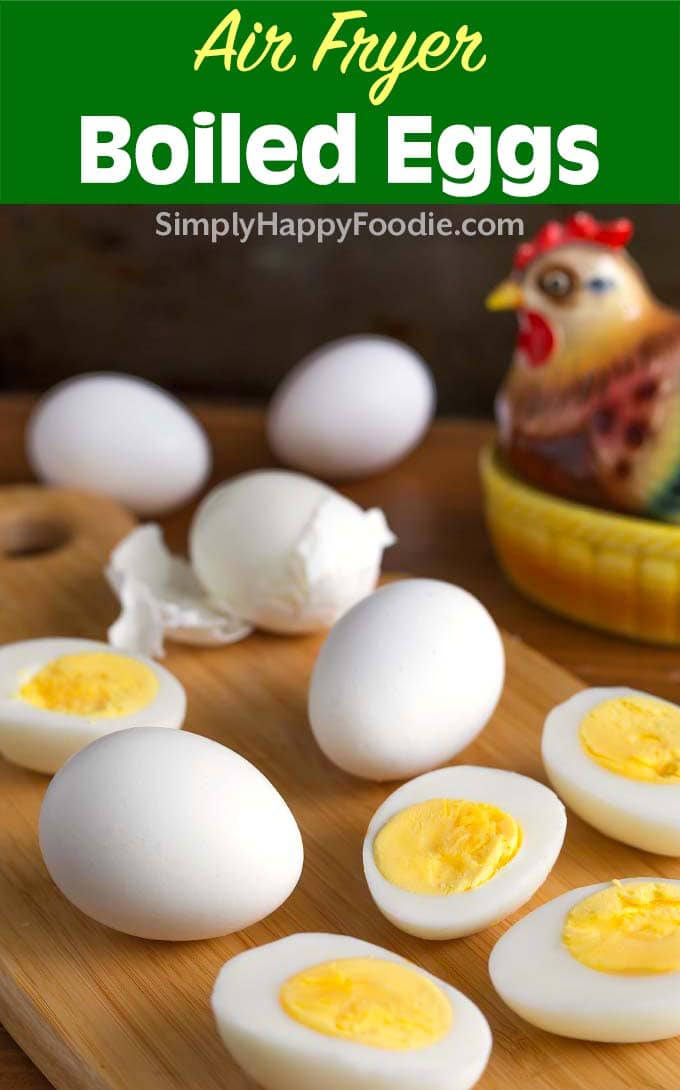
left=0, top=637, right=185, bottom=774
left=490, top=878, right=680, bottom=1042
left=363, top=766, right=566, bottom=938
left=542, top=687, right=680, bottom=854
left=212, top=933, right=492, bottom=1090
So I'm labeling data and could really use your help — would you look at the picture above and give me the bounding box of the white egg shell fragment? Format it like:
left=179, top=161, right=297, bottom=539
left=0, top=638, right=185, bottom=775
left=308, top=579, right=504, bottom=781
left=189, top=470, right=395, bottom=634
left=267, top=335, right=436, bottom=480
left=27, top=373, right=211, bottom=516
left=212, top=933, right=492, bottom=1090
left=364, top=766, right=566, bottom=939
left=489, top=878, right=680, bottom=1042
left=39, top=728, right=303, bottom=939
left=106, top=523, right=253, bottom=658
left=542, top=687, right=680, bottom=854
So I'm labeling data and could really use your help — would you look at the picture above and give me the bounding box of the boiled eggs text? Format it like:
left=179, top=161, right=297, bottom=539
left=27, top=373, right=211, bottom=515
left=364, top=765, right=566, bottom=938
left=490, top=878, right=680, bottom=1042
left=39, top=727, right=303, bottom=939
left=309, top=579, right=504, bottom=780
left=0, top=637, right=185, bottom=774
left=212, top=932, right=491, bottom=1090
left=190, top=469, right=395, bottom=634
left=267, top=335, right=436, bottom=480
left=542, top=687, right=680, bottom=854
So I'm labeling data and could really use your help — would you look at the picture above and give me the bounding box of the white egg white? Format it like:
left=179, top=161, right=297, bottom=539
left=267, top=334, right=436, bottom=481
left=309, top=580, right=505, bottom=782
left=212, top=933, right=492, bottom=1090
left=40, top=728, right=303, bottom=940
left=542, top=687, right=680, bottom=854
left=363, top=765, right=566, bottom=939
left=189, top=470, right=395, bottom=634
left=489, top=878, right=680, bottom=1042
left=0, top=637, right=186, bottom=774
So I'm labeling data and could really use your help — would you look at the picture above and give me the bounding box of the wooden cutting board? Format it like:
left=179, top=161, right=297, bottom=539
left=0, top=485, right=679, bottom=1090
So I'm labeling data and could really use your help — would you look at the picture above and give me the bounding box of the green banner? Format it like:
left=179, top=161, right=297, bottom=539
left=1, top=0, right=679, bottom=203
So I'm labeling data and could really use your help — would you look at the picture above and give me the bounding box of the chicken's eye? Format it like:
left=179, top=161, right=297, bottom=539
left=538, top=267, right=574, bottom=299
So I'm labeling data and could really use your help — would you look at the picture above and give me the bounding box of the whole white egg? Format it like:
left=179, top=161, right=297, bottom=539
left=189, top=470, right=395, bottom=634
left=490, top=878, right=680, bottom=1042
left=0, top=637, right=185, bottom=774
left=212, top=932, right=492, bottom=1090
left=542, top=687, right=680, bottom=854
left=27, top=373, right=211, bottom=515
left=267, top=335, right=436, bottom=480
left=364, top=765, right=566, bottom=938
left=308, top=579, right=504, bottom=780
left=39, top=727, right=303, bottom=940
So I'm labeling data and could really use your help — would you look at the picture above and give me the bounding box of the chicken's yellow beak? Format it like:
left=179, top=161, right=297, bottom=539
left=486, top=280, right=524, bottom=311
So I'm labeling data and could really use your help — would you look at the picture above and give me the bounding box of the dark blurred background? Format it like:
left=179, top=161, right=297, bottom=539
left=1, top=205, right=677, bottom=415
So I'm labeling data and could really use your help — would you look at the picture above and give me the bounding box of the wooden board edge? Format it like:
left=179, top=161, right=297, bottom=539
left=0, top=961, right=107, bottom=1090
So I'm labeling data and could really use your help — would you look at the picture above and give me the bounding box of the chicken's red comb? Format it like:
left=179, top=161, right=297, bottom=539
left=513, top=213, right=634, bottom=271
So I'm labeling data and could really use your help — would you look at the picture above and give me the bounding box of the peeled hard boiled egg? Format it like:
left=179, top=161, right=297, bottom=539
left=542, top=687, right=680, bottom=854
left=189, top=470, right=395, bottom=634
left=0, top=637, right=185, bottom=774
left=27, top=373, right=211, bottom=515
left=212, top=932, right=492, bottom=1090
left=490, top=878, right=680, bottom=1042
left=39, top=727, right=303, bottom=940
left=364, top=765, right=566, bottom=938
left=308, top=579, right=504, bottom=780
left=267, top=335, right=436, bottom=480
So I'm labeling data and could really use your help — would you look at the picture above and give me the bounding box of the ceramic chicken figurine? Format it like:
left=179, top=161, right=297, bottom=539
left=487, top=213, right=680, bottom=520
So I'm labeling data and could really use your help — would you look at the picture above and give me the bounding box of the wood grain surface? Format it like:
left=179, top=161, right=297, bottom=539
left=2, top=395, right=680, bottom=1090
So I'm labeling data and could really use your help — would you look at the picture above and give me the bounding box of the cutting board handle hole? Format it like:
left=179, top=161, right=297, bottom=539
left=0, top=516, right=71, bottom=559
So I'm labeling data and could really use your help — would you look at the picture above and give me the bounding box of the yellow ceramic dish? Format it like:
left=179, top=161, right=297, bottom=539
left=480, top=445, right=680, bottom=645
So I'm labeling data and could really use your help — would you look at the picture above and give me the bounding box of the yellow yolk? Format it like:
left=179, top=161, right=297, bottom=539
left=372, top=798, right=521, bottom=896
left=17, top=652, right=158, bottom=719
left=279, top=957, right=452, bottom=1050
left=563, top=881, right=680, bottom=974
left=579, top=696, right=680, bottom=783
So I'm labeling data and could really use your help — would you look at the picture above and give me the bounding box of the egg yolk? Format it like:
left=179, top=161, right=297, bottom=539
left=280, top=957, right=452, bottom=1050
left=579, top=696, right=680, bottom=783
left=563, top=881, right=680, bottom=974
left=17, top=652, right=158, bottom=719
left=372, top=798, right=521, bottom=896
